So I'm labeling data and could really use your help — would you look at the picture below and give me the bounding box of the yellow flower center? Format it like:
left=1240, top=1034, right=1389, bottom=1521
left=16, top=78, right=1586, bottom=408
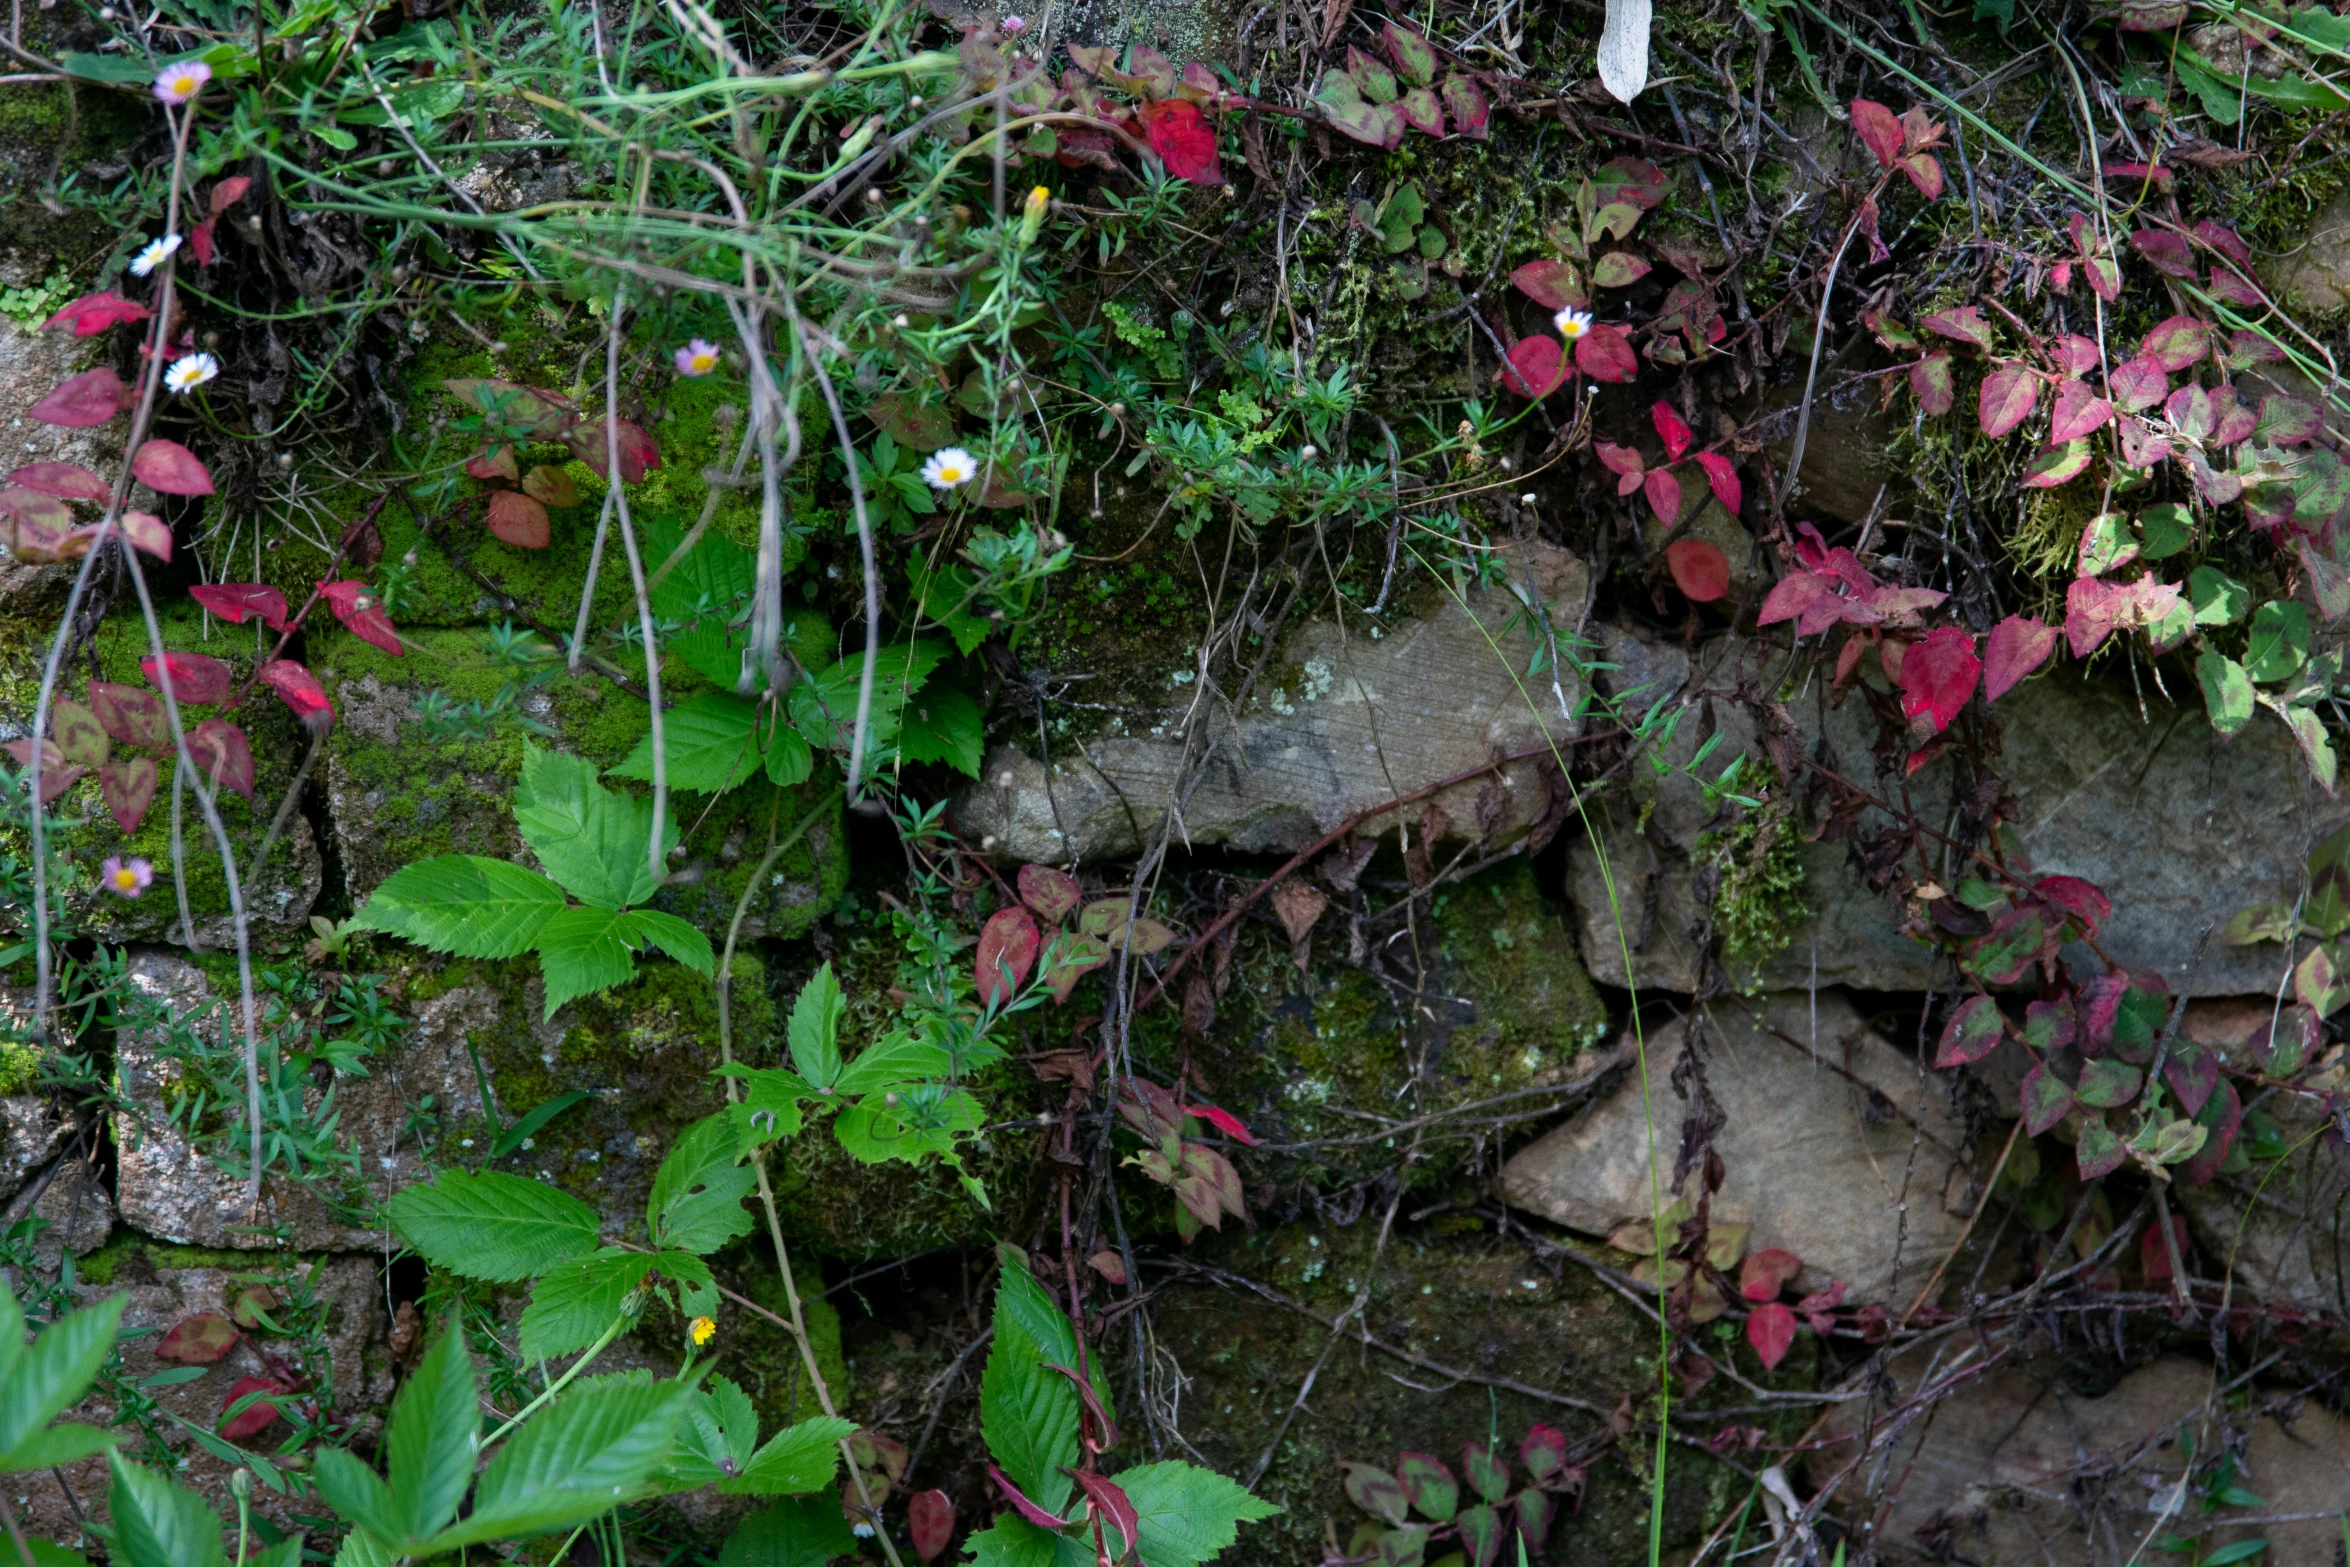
left=111, top=869, right=138, bottom=889
left=939, top=464, right=964, bottom=482
left=690, top=352, right=717, bottom=372
left=1560, top=320, right=1587, bottom=339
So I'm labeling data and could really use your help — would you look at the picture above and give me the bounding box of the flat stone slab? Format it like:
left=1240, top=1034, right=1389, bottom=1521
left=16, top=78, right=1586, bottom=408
left=1566, top=625, right=2350, bottom=996
left=1499, top=990, right=1978, bottom=1304
left=954, top=542, right=1590, bottom=863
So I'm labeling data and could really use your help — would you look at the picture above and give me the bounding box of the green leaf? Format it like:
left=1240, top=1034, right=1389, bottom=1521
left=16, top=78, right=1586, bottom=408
left=520, top=1249, right=652, bottom=1362
left=0, top=1289, right=123, bottom=1463
left=833, top=1085, right=983, bottom=1168
left=2197, top=652, right=2255, bottom=738
left=764, top=723, right=814, bottom=787
left=2189, top=566, right=2250, bottom=627
left=421, top=1374, right=691, bottom=1550
left=2136, top=502, right=2192, bottom=560
left=648, top=1113, right=757, bottom=1256
left=61, top=50, right=170, bottom=82
left=787, top=964, right=845, bottom=1089
left=491, top=1090, right=597, bottom=1159
left=963, top=1516, right=1091, bottom=1567
left=2201, top=1541, right=2269, bottom=1567
left=719, top=1496, right=862, bottom=1567
left=536, top=906, right=645, bottom=1016
left=107, top=1455, right=230, bottom=1567
left=721, top=1416, right=855, bottom=1496
left=383, top=1169, right=599, bottom=1282
left=665, top=1375, right=761, bottom=1490
left=2244, top=600, right=2310, bottom=684
left=610, top=694, right=765, bottom=795
left=980, top=1260, right=1086, bottom=1516
left=332, top=1526, right=394, bottom=1567
left=0, top=1423, right=116, bottom=1471
left=1119, top=1460, right=1282, bottom=1567
left=899, top=685, right=986, bottom=778
left=911, top=561, right=993, bottom=656
left=16, top=1542, right=91, bottom=1567
left=310, top=1447, right=405, bottom=1547
left=832, top=1029, right=953, bottom=1096
left=717, top=1066, right=810, bottom=1157
left=516, top=742, right=670, bottom=910
left=628, top=908, right=715, bottom=976
left=787, top=643, right=946, bottom=756
left=348, top=855, right=565, bottom=958
left=384, top=1319, right=476, bottom=1541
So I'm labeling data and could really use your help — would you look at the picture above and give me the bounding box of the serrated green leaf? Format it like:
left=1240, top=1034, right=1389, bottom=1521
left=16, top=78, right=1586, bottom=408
left=348, top=855, right=564, bottom=958
left=665, top=1376, right=761, bottom=1491
left=610, top=694, right=765, bottom=794
left=420, top=1375, right=690, bottom=1550
left=980, top=1279, right=1083, bottom=1517
left=719, top=1496, right=863, bottom=1567
left=833, top=1084, right=983, bottom=1170
left=311, top=1447, right=405, bottom=1547
left=0, top=1422, right=116, bottom=1471
left=628, top=908, right=714, bottom=976
left=536, top=906, right=644, bottom=1016
left=648, top=1114, right=757, bottom=1255
left=521, top=1249, right=652, bottom=1362
left=1119, top=1460, right=1282, bottom=1566
left=787, top=643, right=945, bottom=757
left=383, top=1169, right=598, bottom=1282
left=832, top=1029, right=952, bottom=1096
left=385, top=1318, right=477, bottom=1541
left=0, top=1289, right=122, bottom=1463
left=718, top=1066, right=810, bottom=1157
left=107, top=1455, right=230, bottom=1567
left=764, top=723, right=814, bottom=787
left=17, top=1540, right=92, bottom=1567
left=332, top=1526, right=393, bottom=1567
left=516, top=742, right=671, bottom=910
left=899, top=684, right=985, bottom=778
left=962, top=1516, right=1091, bottom=1567
left=787, top=964, right=845, bottom=1088
left=721, top=1415, right=855, bottom=1496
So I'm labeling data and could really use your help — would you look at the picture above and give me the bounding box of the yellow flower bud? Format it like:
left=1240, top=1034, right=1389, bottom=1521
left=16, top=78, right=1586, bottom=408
left=1019, top=185, right=1050, bottom=244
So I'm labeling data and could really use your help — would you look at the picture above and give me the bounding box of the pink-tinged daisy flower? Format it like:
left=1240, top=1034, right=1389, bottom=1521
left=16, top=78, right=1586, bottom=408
left=152, top=59, right=212, bottom=105
left=673, top=339, right=722, bottom=377
left=1001, top=13, right=1026, bottom=30
left=130, top=234, right=181, bottom=277
left=101, top=856, right=153, bottom=897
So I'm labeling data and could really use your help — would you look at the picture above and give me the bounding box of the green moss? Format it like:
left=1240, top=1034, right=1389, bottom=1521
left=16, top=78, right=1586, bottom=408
left=75, top=1236, right=278, bottom=1286
left=0, top=1033, right=35, bottom=1093
left=1696, top=788, right=1810, bottom=992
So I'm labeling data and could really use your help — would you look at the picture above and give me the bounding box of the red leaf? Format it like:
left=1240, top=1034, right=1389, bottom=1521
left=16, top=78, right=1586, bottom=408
left=318, top=580, right=403, bottom=656
left=258, top=661, right=335, bottom=732
left=1185, top=1101, right=1260, bottom=1145
left=1981, top=614, right=2057, bottom=702
left=485, top=490, right=551, bottom=549
left=2104, top=159, right=2174, bottom=192
left=188, top=217, right=217, bottom=269
left=1920, top=306, right=1992, bottom=352
left=1440, top=74, right=1489, bottom=139
left=1595, top=441, right=1644, bottom=481
left=1977, top=364, right=2039, bottom=438
left=1934, top=993, right=2004, bottom=1068
left=987, top=1463, right=1072, bottom=1530
left=1642, top=467, right=1683, bottom=528
left=2107, top=355, right=2169, bottom=413
left=2048, top=378, right=2112, bottom=442
left=1897, top=151, right=1944, bottom=200
left=219, top=1376, right=287, bottom=1441
left=1899, top=625, right=1980, bottom=732
left=43, top=292, right=152, bottom=336
left=1500, top=336, right=1566, bottom=400
left=189, top=718, right=255, bottom=799
left=5, top=744, right=85, bottom=803
left=156, top=1312, right=239, bottom=1365
left=210, top=174, right=252, bottom=215
left=1572, top=323, right=1638, bottom=382
left=2019, top=1061, right=2075, bottom=1137
left=1509, top=260, right=1582, bottom=311
left=1016, top=863, right=1082, bottom=923
left=6, top=461, right=109, bottom=500
left=30, top=367, right=134, bottom=427
left=121, top=511, right=171, bottom=562
left=2140, top=1214, right=2191, bottom=1282
left=1068, top=1470, right=1141, bottom=1557
left=466, top=445, right=519, bottom=482
left=563, top=418, right=662, bottom=484
left=1739, top=1249, right=1802, bottom=1302
left=2139, top=315, right=2208, bottom=373
left=909, top=1490, right=956, bottom=1563
left=1849, top=99, right=1903, bottom=168
left=90, top=681, right=167, bottom=749
left=1651, top=400, right=1692, bottom=462
left=2128, top=228, right=2196, bottom=278
left=975, top=906, right=1040, bottom=1004
left=1693, top=451, right=1741, bottom=515
left=141, top=651, right=233, bottom=706
left=1140, top=98, right=1223, bottom=185
left=1665, top=539, right=1729, bottom=602
left=1909, top=351, right=1955, bottom=415
left=1745, top=1302, right=1798, bottom=1370
left=2064, top=576, right=2124, bottom=658
left=2053, top=334, right=2101, bottom=375
left=189, top=582, right=290, bottom=632
left=2034, top=874, right=2111, bottom=936
left=130, top=440, right=215, bottom=496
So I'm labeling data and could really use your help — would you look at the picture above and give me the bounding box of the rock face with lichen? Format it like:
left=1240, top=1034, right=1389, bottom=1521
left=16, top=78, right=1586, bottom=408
left=953, top=542, right=1588, bottom=862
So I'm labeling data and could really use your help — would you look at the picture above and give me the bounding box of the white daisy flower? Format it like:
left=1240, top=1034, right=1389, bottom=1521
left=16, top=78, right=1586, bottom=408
left=921, top=446, right=977, bottom=489
left=151, top=59, right=211, bottom=104
left=130, top=234, right=182, bottom=277
left=1554, top=306, right=1593, bottom=340
left=164, top=351, right=219, bottom=394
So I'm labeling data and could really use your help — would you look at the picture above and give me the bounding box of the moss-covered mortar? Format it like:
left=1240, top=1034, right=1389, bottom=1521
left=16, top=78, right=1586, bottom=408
left=1152, top=1217, right=1727, bottom=1564
left=311, top=624, right=846, bottom=938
